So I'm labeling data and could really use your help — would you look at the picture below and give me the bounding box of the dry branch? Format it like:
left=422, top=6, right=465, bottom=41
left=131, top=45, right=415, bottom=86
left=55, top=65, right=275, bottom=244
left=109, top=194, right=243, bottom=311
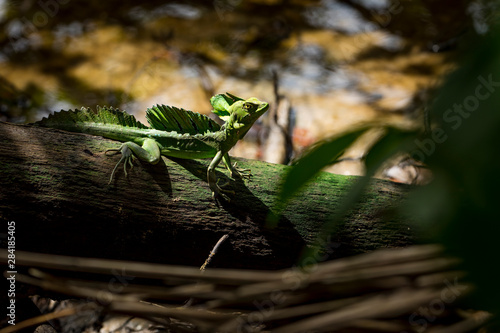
left=0, top=245, right=488, bottom=333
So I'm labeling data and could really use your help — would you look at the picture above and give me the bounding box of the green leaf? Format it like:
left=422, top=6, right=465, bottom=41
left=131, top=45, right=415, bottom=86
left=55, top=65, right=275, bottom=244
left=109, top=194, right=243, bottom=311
left=364, top=127, right=417, bottom=176
left=272, top=126, right=418, bottom=263
left=294, top=127, right=416, bottom=266
left=278, top=127, right=370, bottom=205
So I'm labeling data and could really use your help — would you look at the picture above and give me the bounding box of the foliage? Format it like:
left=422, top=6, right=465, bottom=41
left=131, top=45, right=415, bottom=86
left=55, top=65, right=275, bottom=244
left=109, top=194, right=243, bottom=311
left=407, top=24, right=500, bottom=312
left=276, top=21, right=500, bottom=313
left=274, top=124, right=418, bottom=261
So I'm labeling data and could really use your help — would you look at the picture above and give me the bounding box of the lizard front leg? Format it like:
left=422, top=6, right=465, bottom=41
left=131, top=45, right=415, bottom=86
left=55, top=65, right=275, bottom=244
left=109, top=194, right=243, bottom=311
left=223, top=153, right=251, bottom=180
left=105, top=138, right=161, bottom=184
left=208, top=151, right=234, bottom=200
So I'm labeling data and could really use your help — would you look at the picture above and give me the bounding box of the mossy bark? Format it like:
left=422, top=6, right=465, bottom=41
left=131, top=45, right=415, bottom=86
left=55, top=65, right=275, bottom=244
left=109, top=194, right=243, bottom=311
left=0, top=122, right=415, bottom=269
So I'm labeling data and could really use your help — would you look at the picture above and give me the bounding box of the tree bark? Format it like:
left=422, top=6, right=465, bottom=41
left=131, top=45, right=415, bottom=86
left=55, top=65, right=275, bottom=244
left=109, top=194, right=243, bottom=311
left=0, top=122, right=415, bottom=269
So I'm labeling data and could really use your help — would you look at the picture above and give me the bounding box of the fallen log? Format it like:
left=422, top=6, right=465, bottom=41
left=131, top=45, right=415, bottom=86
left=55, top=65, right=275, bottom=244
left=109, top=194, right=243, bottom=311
left=0, top=121, right=415, bottom=269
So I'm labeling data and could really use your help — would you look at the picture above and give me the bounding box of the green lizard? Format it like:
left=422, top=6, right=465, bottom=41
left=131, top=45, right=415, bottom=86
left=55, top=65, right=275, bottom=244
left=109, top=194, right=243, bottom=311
left=35, top=93, right=269, bottom=200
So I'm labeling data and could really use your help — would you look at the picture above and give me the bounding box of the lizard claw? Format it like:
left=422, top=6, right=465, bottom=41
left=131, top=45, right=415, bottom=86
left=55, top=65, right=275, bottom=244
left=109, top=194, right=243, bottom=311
left=212, top=190, right=230, bottom=203
left=105, top=144, right=135, bottom=184
left=230, top=162, right=252, bottom=180
left=212, top=189, right=232, bottom=203
left=211, top=178, right=235, bottom=202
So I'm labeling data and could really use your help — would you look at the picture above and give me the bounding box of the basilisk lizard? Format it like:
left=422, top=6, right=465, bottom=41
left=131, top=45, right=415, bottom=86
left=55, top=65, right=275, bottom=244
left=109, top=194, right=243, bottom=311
left=35, top=93, right=269, bottom=200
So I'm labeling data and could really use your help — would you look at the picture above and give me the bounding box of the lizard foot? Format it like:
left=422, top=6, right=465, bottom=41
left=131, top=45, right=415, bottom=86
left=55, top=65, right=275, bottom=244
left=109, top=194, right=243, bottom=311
left=105, top=144, right=136, bottom=184
left=230, top=162, right=252, bottom=180
left=211, top=179, right=235, bottom=202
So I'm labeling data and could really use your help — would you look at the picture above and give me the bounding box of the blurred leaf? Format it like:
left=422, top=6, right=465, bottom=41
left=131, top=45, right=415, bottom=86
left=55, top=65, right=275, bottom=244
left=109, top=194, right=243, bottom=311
left=365, top=127, right=418, bottom=174
left=405, top=24, right=500, bottom=313
left=296, top=127, right=418, bottom=265
left=278, top=127, right=370, bottom=205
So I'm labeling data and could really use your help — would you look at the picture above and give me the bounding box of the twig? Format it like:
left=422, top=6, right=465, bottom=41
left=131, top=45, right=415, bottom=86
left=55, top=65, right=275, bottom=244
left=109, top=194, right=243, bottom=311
left=200, top=234, right=229, bottom=271
left=0, top=249, right=280, bottom=283
left=0, top=304, right=98, bottom=333
left=1, top=245, right=483, bottom=333
left=427, top=311, right=492, bottom=333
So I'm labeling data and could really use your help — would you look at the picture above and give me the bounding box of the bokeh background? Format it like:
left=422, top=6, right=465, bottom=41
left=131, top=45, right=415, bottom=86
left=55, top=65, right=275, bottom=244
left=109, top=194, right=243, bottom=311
left=1, top=0, right=493, bottom=179
left=3, top=0, right=500, bottom=321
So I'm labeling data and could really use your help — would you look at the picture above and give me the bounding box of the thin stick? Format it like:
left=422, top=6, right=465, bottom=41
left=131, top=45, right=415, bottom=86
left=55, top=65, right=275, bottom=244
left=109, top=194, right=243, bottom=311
left=0, top=304, right=97, bottom=333
left=200, top=234, right=229, bottom=271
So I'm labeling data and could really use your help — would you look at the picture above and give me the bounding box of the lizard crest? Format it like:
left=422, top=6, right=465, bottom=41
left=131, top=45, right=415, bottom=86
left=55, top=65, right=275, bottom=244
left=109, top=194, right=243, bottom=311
left=35, top=93, right=269, bottom=201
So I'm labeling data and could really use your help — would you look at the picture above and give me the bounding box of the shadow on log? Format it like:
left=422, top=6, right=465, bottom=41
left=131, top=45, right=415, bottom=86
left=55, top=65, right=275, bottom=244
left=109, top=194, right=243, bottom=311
left=0, top=121, right=415, bottom=269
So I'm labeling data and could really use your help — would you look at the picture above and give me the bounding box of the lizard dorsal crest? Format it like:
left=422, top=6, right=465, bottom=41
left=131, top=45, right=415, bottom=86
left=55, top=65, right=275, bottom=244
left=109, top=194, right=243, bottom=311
left=35, top=106, right=148, bottom=130
left=146, top=104, right=221, bottom=135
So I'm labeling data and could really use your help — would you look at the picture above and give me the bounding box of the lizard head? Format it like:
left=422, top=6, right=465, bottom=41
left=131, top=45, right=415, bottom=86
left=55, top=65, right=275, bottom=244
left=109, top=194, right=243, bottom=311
left=228, top=97, right=269, bottom=131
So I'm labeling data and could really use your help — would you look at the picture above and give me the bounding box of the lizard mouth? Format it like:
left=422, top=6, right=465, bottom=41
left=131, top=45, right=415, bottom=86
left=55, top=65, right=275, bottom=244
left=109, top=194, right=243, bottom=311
left=258, top=102, right=269, bottom=112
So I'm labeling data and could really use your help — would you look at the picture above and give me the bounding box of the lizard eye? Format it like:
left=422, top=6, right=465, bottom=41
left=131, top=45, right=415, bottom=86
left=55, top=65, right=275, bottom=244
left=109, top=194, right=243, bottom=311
left=243, top=102, right=256, bottom=112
